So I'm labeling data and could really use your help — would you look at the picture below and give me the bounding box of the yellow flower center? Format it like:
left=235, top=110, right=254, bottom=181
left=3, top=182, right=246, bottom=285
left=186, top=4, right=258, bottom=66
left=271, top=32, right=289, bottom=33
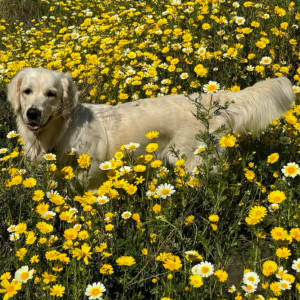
left=281, top=283, right=288, bottom=288
left=247, top=276, right=255, bottom=282
left=287, top=166, right=297, bottom=174
left=7, top=286, right=15, bottom=292
left=160, top=188, right=170, bottom=196
left=20, top=272, right=30, bottom=280
left=90, top=287, right=101, bottom=296
left=246, top=284, right=253, bottom=291
left=201, top=266, right=210, bottom=274
left=207, top=85, right=217, bottom=92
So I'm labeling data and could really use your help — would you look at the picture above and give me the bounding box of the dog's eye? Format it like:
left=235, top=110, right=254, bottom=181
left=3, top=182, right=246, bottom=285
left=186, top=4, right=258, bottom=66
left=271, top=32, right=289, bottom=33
left=47, top=91, right=56, bottom=97
left=24, top=89, right=31, bottom=95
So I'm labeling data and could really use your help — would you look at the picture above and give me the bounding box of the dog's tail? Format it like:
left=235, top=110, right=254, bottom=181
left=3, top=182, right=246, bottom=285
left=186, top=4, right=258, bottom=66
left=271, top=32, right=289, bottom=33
left=213, top=77, right=296, bottom=134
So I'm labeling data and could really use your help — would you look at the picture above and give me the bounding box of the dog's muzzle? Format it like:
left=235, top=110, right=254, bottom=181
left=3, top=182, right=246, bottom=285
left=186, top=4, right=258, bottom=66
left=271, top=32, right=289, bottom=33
left=26, top=107, right=49, bottom=131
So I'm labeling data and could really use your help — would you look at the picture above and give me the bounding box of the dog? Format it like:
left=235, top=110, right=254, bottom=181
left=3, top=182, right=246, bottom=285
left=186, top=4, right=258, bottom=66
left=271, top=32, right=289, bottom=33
left=7, top=68, right=295, bottom=189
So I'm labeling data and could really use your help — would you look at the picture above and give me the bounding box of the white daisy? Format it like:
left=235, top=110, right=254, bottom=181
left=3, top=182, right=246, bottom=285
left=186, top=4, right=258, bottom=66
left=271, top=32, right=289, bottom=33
left=192, top=261, right=214, bottom=277
left=232, top=1, right=239, bottom=7
left=194, top=144, right=206, bottom=155
left=228, top=285, right=236, bottom=293
left=262, top=13, right=270, bottom=19
left=292, top=85, right=300, bottom=94
left=119, top=166, right=132, bottom=176
left=47, top=190, right=59, bottom=199
left=69, top=207, right=78, bottom=214
left=50, top=180, right=58, bottom=189
left=278, top=279, right=292, bottom=290
left=9, top=233, right=20, bottom=241
left=156, top=183, right=176, bottom=199
left=99, top=161, right=112, bottom=170
left=7, top=225, right=17, bottom=232
left=260, top=56, right=272, bottom=65
left=125, top=142, right=140, bottom=151
left=196, top=47, right=206, bottom=56
left=7, top=131, right=19, bottom=138
left=146, top=190, right=156, bottom=197
left=256, top=295, right=265, bottom=300
left=243, top=271, right=260, bottom=285
left=203, top=81, right=220, bottom=93
left=279, top=136, right=290, bottom=145
left=42, top=211, right=56, bottom=220
left=235, top=16, right=246, bottom=25
left=18, top=169, right=26, bottom=175
left=43, top=153, right=56, bottom=161
left=96, top=196, right=110, bottom=205
left=73, top=224, right=82, bottom=231
left=281, top=162, right=299, bottom=178
left=276, top=266, right=288, bottom=279
left=292, top=258, right=300, bottom=272
left=85, top=282, right=106, bottom=299
left=71, top=32, right=80, bottom=39
left=121, top=211, right=132, bottom=219
left=14, top=266, right=34, bottom=283
left=241, top=280, right=258, bottom=293
left=0, top=148, right=8, bottom=154
left=180, top=73, right=189, bottom=79
left=247, top=65, right=254, bottom=71
left=269, top=203, right=279, bottom=212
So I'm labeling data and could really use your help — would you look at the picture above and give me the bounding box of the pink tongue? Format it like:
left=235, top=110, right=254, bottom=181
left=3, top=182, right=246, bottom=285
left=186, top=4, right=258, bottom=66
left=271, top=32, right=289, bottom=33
left=28, top=124, right=39, bottom=130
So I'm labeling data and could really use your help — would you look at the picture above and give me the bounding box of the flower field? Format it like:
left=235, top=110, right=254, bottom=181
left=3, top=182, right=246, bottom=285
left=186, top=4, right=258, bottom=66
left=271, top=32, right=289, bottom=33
left=1, top=0, right=300, bottom=299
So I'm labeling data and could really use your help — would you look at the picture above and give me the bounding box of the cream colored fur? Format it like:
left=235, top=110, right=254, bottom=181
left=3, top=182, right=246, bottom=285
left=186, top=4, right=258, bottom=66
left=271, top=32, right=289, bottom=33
left=8, top=68, right=295, bottom=189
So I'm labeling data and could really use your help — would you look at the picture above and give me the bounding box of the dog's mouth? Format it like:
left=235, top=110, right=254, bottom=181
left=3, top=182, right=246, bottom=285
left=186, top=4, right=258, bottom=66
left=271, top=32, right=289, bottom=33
left=27, top=123, right=40, bottom=131
left=27, top=116, right=52, bottom=132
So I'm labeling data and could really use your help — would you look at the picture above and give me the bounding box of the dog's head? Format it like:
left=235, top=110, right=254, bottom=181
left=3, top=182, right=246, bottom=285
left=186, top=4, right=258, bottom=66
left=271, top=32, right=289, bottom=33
left=7, top=68, right=78, bottom=132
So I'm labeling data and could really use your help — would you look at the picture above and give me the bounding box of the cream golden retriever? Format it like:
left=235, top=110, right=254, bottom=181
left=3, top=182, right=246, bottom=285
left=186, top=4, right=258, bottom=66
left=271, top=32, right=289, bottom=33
left=8, top=68, right=295, bottom=189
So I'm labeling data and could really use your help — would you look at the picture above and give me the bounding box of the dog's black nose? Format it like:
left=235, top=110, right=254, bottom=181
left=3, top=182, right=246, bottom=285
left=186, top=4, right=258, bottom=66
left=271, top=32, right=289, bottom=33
left=26, top=108, right=41, bottom=121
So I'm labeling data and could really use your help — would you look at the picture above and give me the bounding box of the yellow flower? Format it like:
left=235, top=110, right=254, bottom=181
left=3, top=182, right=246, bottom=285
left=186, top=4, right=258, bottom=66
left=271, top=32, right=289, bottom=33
left=116, top=256, right=136, bottom=266
left=105, top=224, right=114, bottom=231
left=50, top=284, right=65, bottom=297
left=145, top=143, right=158, bottom=153
left=214, top=270, right=228, bottom=282
left=77, top=153, right=91, bottom=168
left=163, top=255, right=182, bottom=271
left=16, top=223, right=27, bottom=234
left=16, top=248, right=27, bottom=260
left=267, top=153, right=279, bottom=164
left=152, top=204, right=161, bottom=213
left=72, top=243, right=92, bottom=265
left=63, top=228, right=78, bottom=240
left=0, top=279, right=22, bottom=299
left=271, top=227, right=288, bottom=241
left=141, top=248, right=148, bottom=255
left=114, top=151, right=124, bottom=159
left=219, top=134, right=236, bottom=147
left=32, top=190, right=45, bottom=201
left=268, top=190, right=286, bottom=204
left=262, top=260, right=278, bottom=276
left=208, top=215, right=219, bottom=222
left=42, top=272, right=57, bottom=284
left=22, top=177, right=37, bottom=188
left=189, top=274, right=203, bottom=287
left=100, top=264, right=114, bottom=275
left=248, top=206, right=267, bottom=220
left=61, top=166, right=75, bottom=179
left=145, top=131, right=159, bottom=139
left=276, top=247, right=291, bottom=259
left=185, top=215, right=195, bottom=226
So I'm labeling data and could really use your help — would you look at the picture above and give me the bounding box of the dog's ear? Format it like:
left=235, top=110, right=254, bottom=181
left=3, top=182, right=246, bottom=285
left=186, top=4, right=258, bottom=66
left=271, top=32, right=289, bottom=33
left=60, top=73, right=78, bottom=119
left=7, top=71, right=23, bottom=113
